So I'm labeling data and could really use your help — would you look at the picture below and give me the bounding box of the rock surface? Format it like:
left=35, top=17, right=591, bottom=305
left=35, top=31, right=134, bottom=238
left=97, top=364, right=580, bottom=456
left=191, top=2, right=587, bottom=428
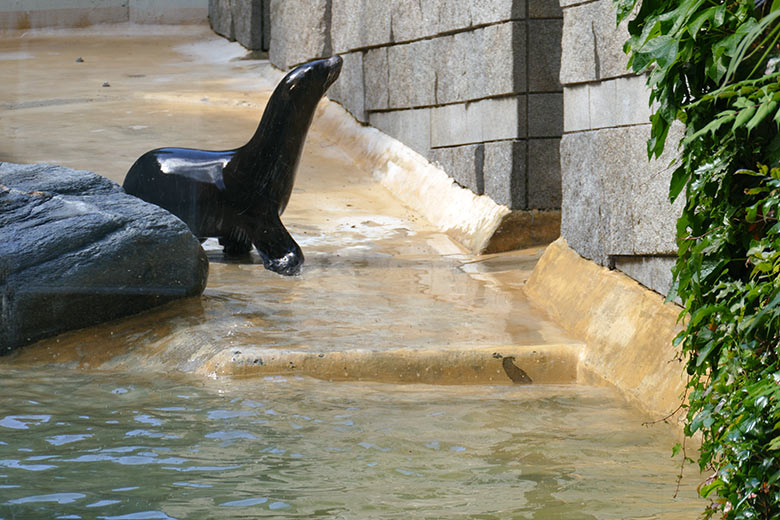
left=0, top=163, right=209, bottom=353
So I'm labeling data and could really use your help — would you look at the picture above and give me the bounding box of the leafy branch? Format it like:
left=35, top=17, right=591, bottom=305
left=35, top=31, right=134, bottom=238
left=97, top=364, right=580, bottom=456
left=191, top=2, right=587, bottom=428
left=617, top=0, right=780, bottom=517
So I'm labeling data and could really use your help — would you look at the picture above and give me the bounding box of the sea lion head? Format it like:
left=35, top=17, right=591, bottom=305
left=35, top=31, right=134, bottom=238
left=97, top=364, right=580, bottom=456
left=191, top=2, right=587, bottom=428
left=279, top=55, right=343, bottom=103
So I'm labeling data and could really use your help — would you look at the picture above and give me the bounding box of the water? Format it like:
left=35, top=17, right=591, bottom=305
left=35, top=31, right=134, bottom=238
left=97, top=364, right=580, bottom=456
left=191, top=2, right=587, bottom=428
left=0, top=368, right=701, bottom=519
left=1, top=29, right=702, bottom=518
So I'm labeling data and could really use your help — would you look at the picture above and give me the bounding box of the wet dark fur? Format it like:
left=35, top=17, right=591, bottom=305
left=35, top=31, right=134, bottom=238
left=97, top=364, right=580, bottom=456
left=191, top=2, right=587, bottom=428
left=122, top=56, right=343, bottom=275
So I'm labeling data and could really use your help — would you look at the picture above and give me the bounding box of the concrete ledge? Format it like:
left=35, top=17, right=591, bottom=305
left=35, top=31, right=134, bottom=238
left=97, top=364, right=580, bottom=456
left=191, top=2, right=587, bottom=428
left=524, top=237, right=687, bottom=422
left=314, top=100, right=511, bottom=254
left=483, top=210, right=561, bottom=254
left=316, top=100, right=560, bottom=254
left=201, top=344, right=584, bottom=385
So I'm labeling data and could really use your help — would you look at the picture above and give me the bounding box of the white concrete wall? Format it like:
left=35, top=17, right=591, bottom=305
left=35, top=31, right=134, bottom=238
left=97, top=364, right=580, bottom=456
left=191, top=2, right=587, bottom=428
left=0, top=0, right=207, bottom=29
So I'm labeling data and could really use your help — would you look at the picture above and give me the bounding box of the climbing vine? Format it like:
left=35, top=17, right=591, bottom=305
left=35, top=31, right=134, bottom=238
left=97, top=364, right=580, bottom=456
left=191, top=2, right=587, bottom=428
left=616, top=0, right=780, bottom=517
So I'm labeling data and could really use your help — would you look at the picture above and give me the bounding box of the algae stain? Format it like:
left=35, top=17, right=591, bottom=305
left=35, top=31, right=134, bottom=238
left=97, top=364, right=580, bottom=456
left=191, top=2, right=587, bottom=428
left=16, top=12, right=31, bottom=31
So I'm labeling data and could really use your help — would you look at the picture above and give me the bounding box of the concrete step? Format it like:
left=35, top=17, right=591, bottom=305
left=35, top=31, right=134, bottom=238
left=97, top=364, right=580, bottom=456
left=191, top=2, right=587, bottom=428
left=202, top=343, right=585, bottom=385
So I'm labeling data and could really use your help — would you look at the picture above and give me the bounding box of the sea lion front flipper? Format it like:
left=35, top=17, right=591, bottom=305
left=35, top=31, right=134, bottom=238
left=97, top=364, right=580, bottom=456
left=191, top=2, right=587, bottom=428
left=219, top=227, right=253, bottom=257
left=249, top=215, right=304, bottom=276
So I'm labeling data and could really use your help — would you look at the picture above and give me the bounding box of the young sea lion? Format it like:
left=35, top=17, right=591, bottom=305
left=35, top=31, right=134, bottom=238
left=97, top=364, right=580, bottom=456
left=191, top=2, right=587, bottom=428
left=123, top=55, right=343, bottom=276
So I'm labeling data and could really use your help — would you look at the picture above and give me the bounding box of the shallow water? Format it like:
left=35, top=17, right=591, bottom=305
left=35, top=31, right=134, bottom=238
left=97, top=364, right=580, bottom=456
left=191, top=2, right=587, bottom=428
left=6, top=137, right=576, bottom=380
left=0, top=368, right=700, bottom=519
left=1, top=29, right=702, bottom=518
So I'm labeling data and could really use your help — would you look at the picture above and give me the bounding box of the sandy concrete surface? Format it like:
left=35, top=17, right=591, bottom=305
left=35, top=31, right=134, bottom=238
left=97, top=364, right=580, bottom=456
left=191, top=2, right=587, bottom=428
left=1, top=25, right=586, bottom=389
left=1, top=26, right=689, bottom=425
left=525, top=238, right=687, bottom=423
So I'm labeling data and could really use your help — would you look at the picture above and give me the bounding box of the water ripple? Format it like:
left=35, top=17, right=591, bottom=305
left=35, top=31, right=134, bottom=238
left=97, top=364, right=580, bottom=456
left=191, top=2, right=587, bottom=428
left=47, top=434, right=93, bottom=446
left=98, top=512, right=178, bottom=520
left=7, top=492, right=86, bottom=504
left=0, top=459, right=57, bottom=471
left=0, top=414, right=51, bottom=430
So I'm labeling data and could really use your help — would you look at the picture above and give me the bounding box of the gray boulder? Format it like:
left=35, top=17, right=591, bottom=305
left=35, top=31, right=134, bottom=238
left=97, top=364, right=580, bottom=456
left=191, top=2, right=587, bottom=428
left=0, top=163, right=209, bottom=353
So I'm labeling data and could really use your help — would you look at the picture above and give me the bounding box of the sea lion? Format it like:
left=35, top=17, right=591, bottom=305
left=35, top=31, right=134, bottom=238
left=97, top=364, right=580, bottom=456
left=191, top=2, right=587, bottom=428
left=122, top=55, right=343, bottom=276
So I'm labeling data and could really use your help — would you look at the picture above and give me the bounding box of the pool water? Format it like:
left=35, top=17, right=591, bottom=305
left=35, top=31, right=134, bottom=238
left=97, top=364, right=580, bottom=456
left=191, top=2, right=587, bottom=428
left=0, top=368, right=701, bottom=519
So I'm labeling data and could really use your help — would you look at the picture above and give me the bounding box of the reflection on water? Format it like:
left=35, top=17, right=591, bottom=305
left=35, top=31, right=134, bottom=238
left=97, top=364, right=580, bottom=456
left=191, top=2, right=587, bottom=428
left=0, top=368, right=701, bottom=519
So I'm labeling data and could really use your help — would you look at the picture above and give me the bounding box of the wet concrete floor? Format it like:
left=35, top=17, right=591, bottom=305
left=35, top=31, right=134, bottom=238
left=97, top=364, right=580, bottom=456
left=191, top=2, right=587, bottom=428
left=0, top=25, right=583, bottom=384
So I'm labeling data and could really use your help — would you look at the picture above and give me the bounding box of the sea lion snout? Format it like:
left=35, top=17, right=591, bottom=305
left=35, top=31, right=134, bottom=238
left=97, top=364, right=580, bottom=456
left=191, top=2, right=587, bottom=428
left=324, top=55, right=343, bottom=89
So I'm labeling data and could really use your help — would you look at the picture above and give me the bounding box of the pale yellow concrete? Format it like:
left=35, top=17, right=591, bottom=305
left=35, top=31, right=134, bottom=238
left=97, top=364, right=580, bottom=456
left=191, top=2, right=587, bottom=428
left=1, top=27, right=585, bottom=392
left=524, top=238, right=688, bottom=423
left=202, top=344, right=583, bottom=384
left=1, top=28, right=689, bottom=429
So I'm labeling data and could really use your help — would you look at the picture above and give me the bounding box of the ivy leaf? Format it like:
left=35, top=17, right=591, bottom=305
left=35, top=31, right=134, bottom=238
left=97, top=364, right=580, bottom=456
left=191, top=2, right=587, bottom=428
left=688, top=7, right=716, bottom=39
left=699, top=479, right=724, bottom=498
left=641, top=35, right=680, bottom=69
left=714, top=3, right=726, bottom=26
left=747, top=100, right=778, bottom=133
left=695, top=339, right=717, bottom=368
left=683, top=110, right=737, bottom=144
left=734, top=106, right=758, bottom=132
left=669, top=165, right=690, bottom=203
left=742, top=291, right=780, bottom=333
left=672, top=442, right=682, bottom=457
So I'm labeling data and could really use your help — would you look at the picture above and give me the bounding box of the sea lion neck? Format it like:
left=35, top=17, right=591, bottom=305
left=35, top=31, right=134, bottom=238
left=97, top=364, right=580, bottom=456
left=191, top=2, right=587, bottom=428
left=224, top=62, right=337, bottom=215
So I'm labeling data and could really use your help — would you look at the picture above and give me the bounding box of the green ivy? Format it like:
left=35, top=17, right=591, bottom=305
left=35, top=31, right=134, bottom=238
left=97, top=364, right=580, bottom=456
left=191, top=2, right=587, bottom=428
left=616, top=0, right=780, bottom=517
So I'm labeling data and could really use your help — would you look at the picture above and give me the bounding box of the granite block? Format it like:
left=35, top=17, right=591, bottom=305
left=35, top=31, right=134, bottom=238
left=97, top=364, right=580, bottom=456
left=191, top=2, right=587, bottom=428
left=370, top=108, right=432, bottom=157
left=528, top=18, right=562, bottom=93
left=470, top=0, right=525, bottom=26
left=588, top=78, right=618, bottom=129
left=269, top=0, right=330, bottom=69
left=484, top=140, right=526, bottom=208
left=563, top=84, right=590, bottom=132
left=390, top=0, right=440, bottom=42
left=560, top=131, right=605, bottom=263
left=436, top=0, right=473, bottom=34
left=364, top=47, right=389, bottom=111
left=614, top=256, right=676, bottom=296
left=328, top=51, right=366, bottom=122
left=209, top=0, right=234, bottom=40
left=527, top=138, right=561, bottom=209
left=529, top=0, right=562, bottom=18
left=332, top=0, right=393, bottom=52
left=483, top=21, right=525, bottom=96
left=387, top=40, right=436, bottom=108
left=430, top=143, right=483, bottom=193
left=434, top=30, right=480, bottom=104
left=430, top=97, right=525, bottom=147
left=560, top=0, right=632, bottom=84
left=528, top=92, right=563, bottom=137
left=559, top=1, right=596, bottom=84
left=233, top=0, right=264, bottom=51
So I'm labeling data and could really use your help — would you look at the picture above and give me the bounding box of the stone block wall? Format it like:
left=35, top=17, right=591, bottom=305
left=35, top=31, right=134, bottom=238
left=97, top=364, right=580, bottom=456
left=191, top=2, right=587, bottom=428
left=559, top=0, right=682, bottom=295
left=209, top=0, right=269, bottom=51
left=268, top=0, right=563, bottom=213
